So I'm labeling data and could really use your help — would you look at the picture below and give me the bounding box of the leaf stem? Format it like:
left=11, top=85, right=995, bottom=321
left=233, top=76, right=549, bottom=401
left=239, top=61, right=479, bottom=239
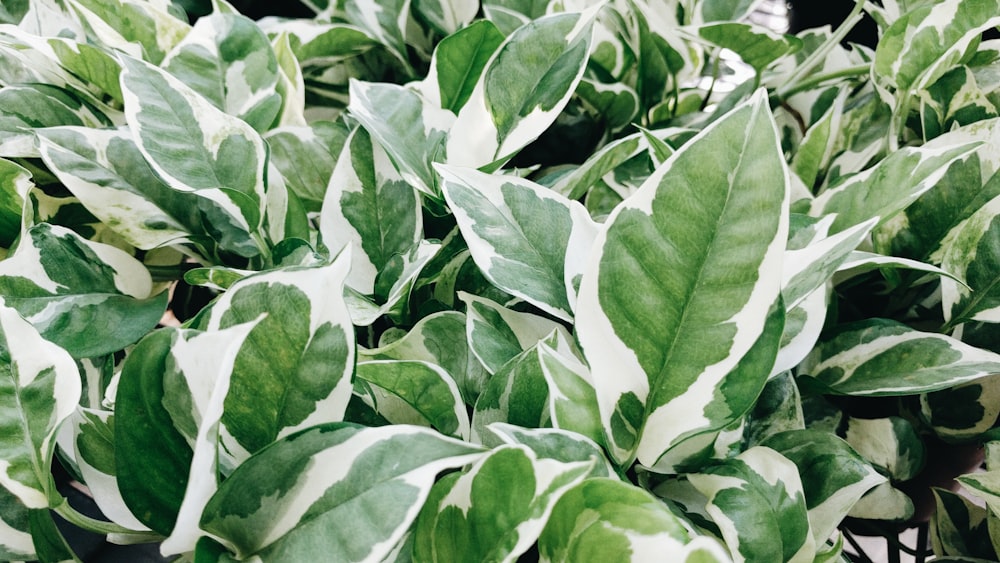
left=53, top=500, right=157, bottom=538
left=776, top=0, right=867, bottom=99
left=775, top=64, right=870, bottom=99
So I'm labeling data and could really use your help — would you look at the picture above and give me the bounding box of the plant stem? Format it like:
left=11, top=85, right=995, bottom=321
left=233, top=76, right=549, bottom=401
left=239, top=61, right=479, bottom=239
left=776, top=0, right=867, bottom=99
left=53, top=500, right=157, bottom=538
left=776, top=64, right=870, bottom=99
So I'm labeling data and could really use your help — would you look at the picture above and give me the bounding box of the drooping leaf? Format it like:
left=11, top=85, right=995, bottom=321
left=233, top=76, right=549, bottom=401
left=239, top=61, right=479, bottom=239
left=0, top=223, right=167, bottom=358
left=576, top=91, right=788, bottom=465
left=0, top=301, right=80, bottom=509
left=800, top=319, right=1000, bottom=396
left=200, top=423, right=485, bottom=561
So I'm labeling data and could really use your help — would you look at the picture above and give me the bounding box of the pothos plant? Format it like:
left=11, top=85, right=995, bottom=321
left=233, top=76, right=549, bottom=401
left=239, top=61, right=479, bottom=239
left=4, top=0, right=1000, bottom=561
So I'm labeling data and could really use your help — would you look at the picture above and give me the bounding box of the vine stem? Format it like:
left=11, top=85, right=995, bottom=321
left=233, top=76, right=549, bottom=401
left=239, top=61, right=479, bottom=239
left=53, top=499, right=158, bottom=538
left=776, top=0, right=868, bottom=100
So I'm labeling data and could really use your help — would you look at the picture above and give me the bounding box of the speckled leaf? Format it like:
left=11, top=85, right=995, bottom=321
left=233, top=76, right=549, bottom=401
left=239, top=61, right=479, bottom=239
left=201, top=423, right=485, bottom=561
left=447, top=10, right=595, bottom=168
left=348, top=80, right=454, bottom=198
left=538, top=478, right=729, bottom=563
left=576, top=91, right=788, bottom=466
left=0, top=300, right=80, bottom=509
left=161, top=12, right=281, bottom=132
left=194, top=253, right=356, bottom=456
left=356, top=360, right=469, bottom=439
left=321, top=125, right=421, bottom=295
left=413, top=445, right=592, bottom=563
left=688, top=446, right=814, bottom=563
left=439, top=164, right=598, bottom=321
left=800, top=319, right=1000, bottom=396
left=763, top=430, right=886, bottom=544
left=0, top=223, right=167, bottom=358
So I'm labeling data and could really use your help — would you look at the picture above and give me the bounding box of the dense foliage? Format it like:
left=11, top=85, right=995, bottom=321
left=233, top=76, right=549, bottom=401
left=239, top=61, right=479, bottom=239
left=4, top=0, right=1000, bottom=561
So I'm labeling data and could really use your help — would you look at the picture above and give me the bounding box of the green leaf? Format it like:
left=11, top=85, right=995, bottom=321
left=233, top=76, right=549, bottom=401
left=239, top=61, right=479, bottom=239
left=356, top=360, right=469, bottom=439
left=413, top=445, right=592, bottom=563
left=28, top=508, right=79, bottom=563
left=922, top=377, right=1000, bottom=442
left=688, top=446, right=814, bottom=563
left=162, top=12, right=281, bottom=132
left=577, top=91, right=789, bottom=465
left=0, top=301, right=80, bottom=509
left=343, top=240, right=441, bottom=326
left=790, top=87, right=848, bottom=190
left=321, top=126, right=422, bottom=295
left=931, top=487, right=996, bottom=559
left=0, top=486, right=33, bottom=561
left=575, top=79, right=639, bottom=133
left=200, top=423, right=485, bottom=561
left=694, top=23, right=802, bottom=73
left=745, top=371, right=805, bottom=446
left=0, top=158, right=30, bottom=248
left=0, top=83, right=106, bottom=158
left=538, top=478, right=729, bottom=563
left=800, top=319, right=1000, bottom=396
left=762, top=429, right=886, bottom=544
left=782, top=216, right=878, bottom=309
left=265, top=120, right=349, bottom=212
left=69, top=0, right=190, bottom=65
left=424, top=20, right=504, bottom=112
left=413, top=0, right=478, bottom=36
left=482, top=424, right=615, bottom=478
left=460, top=292, right=570, bottom=375
left=438, top=164, right=598, bottom=321
left=195, top=256, right=356, bottom=456
left=348, top=80, right=453, bottom=198
left=844, top=416, right=925, bottom=481
left=697, top=0, right=763, bottom=22
left=47, top=37, right=124, bottom=104
left=0, top=223, right=167, bottom=358
left=447, top=10, right=595, bottom=168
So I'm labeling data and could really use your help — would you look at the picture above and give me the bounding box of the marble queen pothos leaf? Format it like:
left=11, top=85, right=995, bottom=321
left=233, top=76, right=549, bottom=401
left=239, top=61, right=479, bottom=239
left=0, top=300, right=80, bottom=509
left=576, top=90, right=788, bottom=466
left=0, top=222, right=167, bottom=358
left=200, top=423, right=485, bottom=562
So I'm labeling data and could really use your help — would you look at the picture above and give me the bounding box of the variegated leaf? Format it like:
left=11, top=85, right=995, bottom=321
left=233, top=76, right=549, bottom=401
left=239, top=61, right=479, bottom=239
left=193, top=254, right=355, bottom=456
left=270, top=31, right=306, bottom=128
left=68, top=0, right=190, bottom=65
left=321, top=125, right=422, bottom=295
left=692, top=23, right=802, bottom=73
left=0, top=83, right=110, bottom=158
left=413, top=444, right=592, bottom=563
left=0, top=157, right=30, bottom=248
left=413, top=0, right=479, bottom=36
left=483, top=424, right=615, bottom=478
left=745, top=371, right=805, bottom=446
left=762, top=430, right=886, bottom=544
left=549, top=130, right=648, bottom=201
left=923, top=66, right=999, bottom=139
left=790, top=87, right=848, bottom=190
left=343, top=240, right=440, bottom=326
left=361, top=310, right=487, bottom=405
left=262, top=19, right=380, bottom=67
left=809, top=142, right=980, bottom=234
left=348, top=80, right=454, bottom=198
left=265, top=120, right=349, bottom=212
left=119, top=55, right=266, bottom=257
left=696, top=0, right=767, bottom=23
left=161, top=12, right=281, bottom=132
left=0, top=223, right=167, bottom=358
left=538, top=478, right=730, bottom=563
left=200, top=423, right=485, bottom=561
left=773, top=285, right=828, bottom=376
left=782, top=217, right=877, bottom=309
left=940, top=193, right=1000, bottom=325
left=688, top=446, right=814, bottom=563
left=800, top=319, right=1000, bottom=396
left=343, top=0, right=410, bottom=69
left=922, top=376, right=1000, bottom=442
left=0, top=486, right=33, bottom=562
left=846, top=480, right=914, bottom=521
left=35, top=126, right=195, bottom=251
left=356, top=360, right=469, bottom=440
left=460, top=291, right=571, bottom=375
left=845, top=416, right=924, bottom=482
left=576, top=79, right=639, bottom=134
left=931, top=487, right=996, bottom=559
left=447, top=9, right=595, bottom=169
left=576, top=91, right=788, bottom=465
left=439, top=164, right=598, bottom=321
left=0, top=300, right=80, bottom=509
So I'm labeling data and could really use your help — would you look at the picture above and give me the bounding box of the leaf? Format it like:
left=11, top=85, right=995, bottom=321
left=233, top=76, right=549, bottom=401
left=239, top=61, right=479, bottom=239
left=413, top=445, right=592, bottom=563
left=413, top=0, right=478, bottom=36
left=447, top=10, right=595, bottom=168
left=482, top=424, right=616, bottom=478
left=745, top=371, right=805, bottom=446
left=265, top=120, right=349, bottom=212
left=0, top=158, right=30, bottom=248
left=343, top=240, right=441, bottom=326
left=693, top=23, right=802, bottom=73
left=800, top=319, right=1000, bottom=396
left=161, top=12, right=281, bottom=132
left=200, top=423, right=485, bottom=561
left=35, top=126, right=197, bottom=251
left=874, top=0, right=1000, bottom=96
left=194, top=255, right=356, bottom=456
left=921, top=376, right=1000, bottom=442
left=460, top=292, right=570, bottom=375
left=47, top=37, right=124, bottom=104
left=68, top=0, right=190, bottom=65
left=809, top=141, right=980, bottom=233
left=576, top=79, right=639, bottom=133
left=697, top=0, right=765, bottom=22
left=844, top=416, right=925, bottom=481
left=356, top=360, right=469, bottom=439
left=0, top=301, right=80, bottom=509
left=940, top=193, right=1000, bottom=325
left=438, top=164, right=598, bottom=321
left=0, top=83, right=106, bottom=158
left=538, top=478, right=723, bottom=563
left=576, top=91, right=789, bottom=465
left=348, top=80, right=454, bottom=198
left=361, top=310, right=487, bottom=405
left=847, top=482, right=915, bottom=522
left=320, top=125, right=422, bottom=295
left=119, top=55, right=266, bottom=256
left=931, top=488, right=996, bottom=559
left=0, top=223, right=167, bottom=358
left=790, top=87, right=848, bottom=190
left=688, top=446, right=814, bottom=563
left=424, top=20, right=504, bottom=112
left=342, top=0, right=409, bottom=69
left=762, top=429, right=886, bottom=544
left=0, top=486, right=33, bottom=561
left=782, top=217, right=878, bottom=309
